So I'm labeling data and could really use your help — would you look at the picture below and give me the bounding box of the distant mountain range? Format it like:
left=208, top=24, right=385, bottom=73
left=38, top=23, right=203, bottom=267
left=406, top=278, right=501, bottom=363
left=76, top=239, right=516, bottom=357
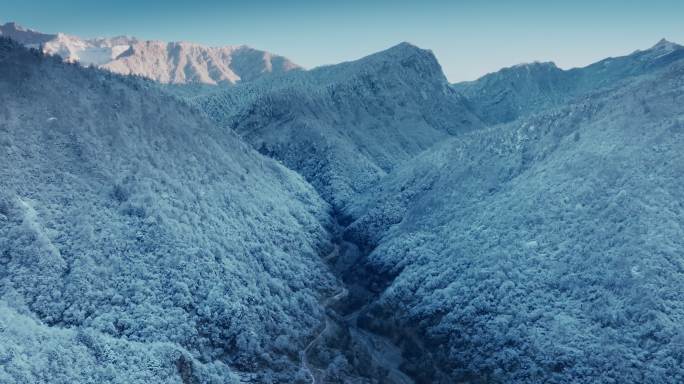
left=0, top=21, right=300, bottom=85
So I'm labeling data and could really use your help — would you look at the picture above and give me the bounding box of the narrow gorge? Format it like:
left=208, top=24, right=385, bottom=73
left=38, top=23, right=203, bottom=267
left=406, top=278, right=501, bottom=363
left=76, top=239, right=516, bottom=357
left=298, top=214, right=419, bottom=384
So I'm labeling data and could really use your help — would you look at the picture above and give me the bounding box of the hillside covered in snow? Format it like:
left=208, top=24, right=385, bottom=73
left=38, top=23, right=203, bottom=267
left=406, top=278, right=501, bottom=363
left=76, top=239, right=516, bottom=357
left=340, top=40, right=684, bottom=383
left=195, top=42, right=483, bottom=208
left=194, top=38, right=684, bottom=383
left=0, top=21, right=300, bottom=85
left=0, top=37, right=339, bottom=383
left=452, top=39, right=684, bottom=124
left=2, top=21, right=684, bottom=384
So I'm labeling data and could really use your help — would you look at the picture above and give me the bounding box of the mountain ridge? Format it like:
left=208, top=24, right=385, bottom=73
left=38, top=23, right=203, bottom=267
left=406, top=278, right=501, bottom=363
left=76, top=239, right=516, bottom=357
left=0, top=21, right=300, bottom=85
left=338, top=44, right=684, bottom=383
left=453, top=38, right=684, bottom=124
left=195, top=41, right=483, bottom=209
left=3, top=24, right=684, bottom=383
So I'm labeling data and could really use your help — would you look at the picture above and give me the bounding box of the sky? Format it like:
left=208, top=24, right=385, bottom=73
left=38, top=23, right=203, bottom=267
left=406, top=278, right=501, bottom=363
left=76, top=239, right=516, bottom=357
left=2, top=0, right=684, bottom=82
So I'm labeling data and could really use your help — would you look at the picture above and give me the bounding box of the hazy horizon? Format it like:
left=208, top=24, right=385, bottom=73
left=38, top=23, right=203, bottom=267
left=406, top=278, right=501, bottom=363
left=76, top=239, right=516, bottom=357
left=3, top=0, right=684, bottom=82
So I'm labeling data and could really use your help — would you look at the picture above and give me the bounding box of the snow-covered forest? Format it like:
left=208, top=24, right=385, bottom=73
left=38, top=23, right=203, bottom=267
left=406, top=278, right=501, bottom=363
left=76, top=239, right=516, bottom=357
left=2, top=19, right=684, bottom=384
left=0, top=38, right=338, bottom=383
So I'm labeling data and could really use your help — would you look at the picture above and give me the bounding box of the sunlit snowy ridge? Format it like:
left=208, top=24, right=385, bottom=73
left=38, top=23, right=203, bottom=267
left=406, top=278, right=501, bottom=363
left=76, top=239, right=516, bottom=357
left=0, top=22, right=300, bottom=85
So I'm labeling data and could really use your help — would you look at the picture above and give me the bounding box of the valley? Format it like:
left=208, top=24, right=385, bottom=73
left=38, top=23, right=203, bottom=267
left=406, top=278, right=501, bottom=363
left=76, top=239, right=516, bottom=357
left=203, top=36, right=684, bottom=383
left=298, top=217, right=412, bottom=384
left=2, top=18, right=684, bottom=384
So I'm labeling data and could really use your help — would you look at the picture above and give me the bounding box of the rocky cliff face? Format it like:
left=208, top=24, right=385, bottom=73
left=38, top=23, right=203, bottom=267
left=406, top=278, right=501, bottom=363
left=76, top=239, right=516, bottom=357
left=100, top=40, right=299, bottom=85
left=0, top=21, right=300, bottom=85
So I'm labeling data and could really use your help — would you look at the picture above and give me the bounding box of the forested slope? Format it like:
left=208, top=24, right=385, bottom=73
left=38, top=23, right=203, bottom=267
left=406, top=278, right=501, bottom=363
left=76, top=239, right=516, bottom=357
left=344, top=48, right=684, bottom=383
left=195, top=43, right=483, bottom=209
left=0, top=38, right=338, bottom=383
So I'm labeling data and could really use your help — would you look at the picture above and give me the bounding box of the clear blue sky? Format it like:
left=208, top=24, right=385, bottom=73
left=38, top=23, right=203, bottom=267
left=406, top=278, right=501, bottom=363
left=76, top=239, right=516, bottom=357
left=2, top=0, right=683, bottom=81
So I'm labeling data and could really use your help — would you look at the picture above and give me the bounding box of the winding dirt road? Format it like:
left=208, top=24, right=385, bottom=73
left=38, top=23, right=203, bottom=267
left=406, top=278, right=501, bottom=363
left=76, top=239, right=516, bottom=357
left=299, top=236, right=413, bottom=383
left=300, top=287, right=348, bottom=384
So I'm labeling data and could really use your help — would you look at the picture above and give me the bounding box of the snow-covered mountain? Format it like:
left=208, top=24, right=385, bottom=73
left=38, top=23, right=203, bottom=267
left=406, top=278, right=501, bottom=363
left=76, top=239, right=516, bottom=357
left=3, top=19, right=684, bottom=383
left=195, top=42, right=483, bottom=208
left=0, top=21, right=56, bottom=46
left=196, top=38, right=684, bottom=383
left=186, top=40, right=684, bottom=382
left=0, top=21, right=300, bottom=85
left=452, top=61, right=569, bottom=124
left=453, top=38, right=684, bottom=124
left=339, top=41, right=684, bottom=383
left=0, top=37, right=338, bottom=383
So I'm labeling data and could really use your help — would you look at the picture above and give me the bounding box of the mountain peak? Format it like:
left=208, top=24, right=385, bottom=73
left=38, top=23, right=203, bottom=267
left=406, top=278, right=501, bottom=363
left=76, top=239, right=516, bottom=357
left=377, top=41, right=435, bottom=60
left=649, top=38, right=682, bottom=52
left=389, top=41, right=422, bottom=51
left=350, top=41, right=444, bottom=78
left=2, top=21, right=299, bottom=85
left=509, top=61, right=559, bottom=71
left=467, top=60, right=561, bottom=84
left=1, top=21, right=47, bottom=35
left=0, top=21, right=56, bottom=45
left=1, top=21, right=28, bottom=31
left=307, top=41, right=446, bottom=85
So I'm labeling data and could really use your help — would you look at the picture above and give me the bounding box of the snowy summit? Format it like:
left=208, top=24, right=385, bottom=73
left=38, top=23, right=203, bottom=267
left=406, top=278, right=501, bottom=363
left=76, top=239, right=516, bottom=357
left=0, top=21, right=300, bottom=85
